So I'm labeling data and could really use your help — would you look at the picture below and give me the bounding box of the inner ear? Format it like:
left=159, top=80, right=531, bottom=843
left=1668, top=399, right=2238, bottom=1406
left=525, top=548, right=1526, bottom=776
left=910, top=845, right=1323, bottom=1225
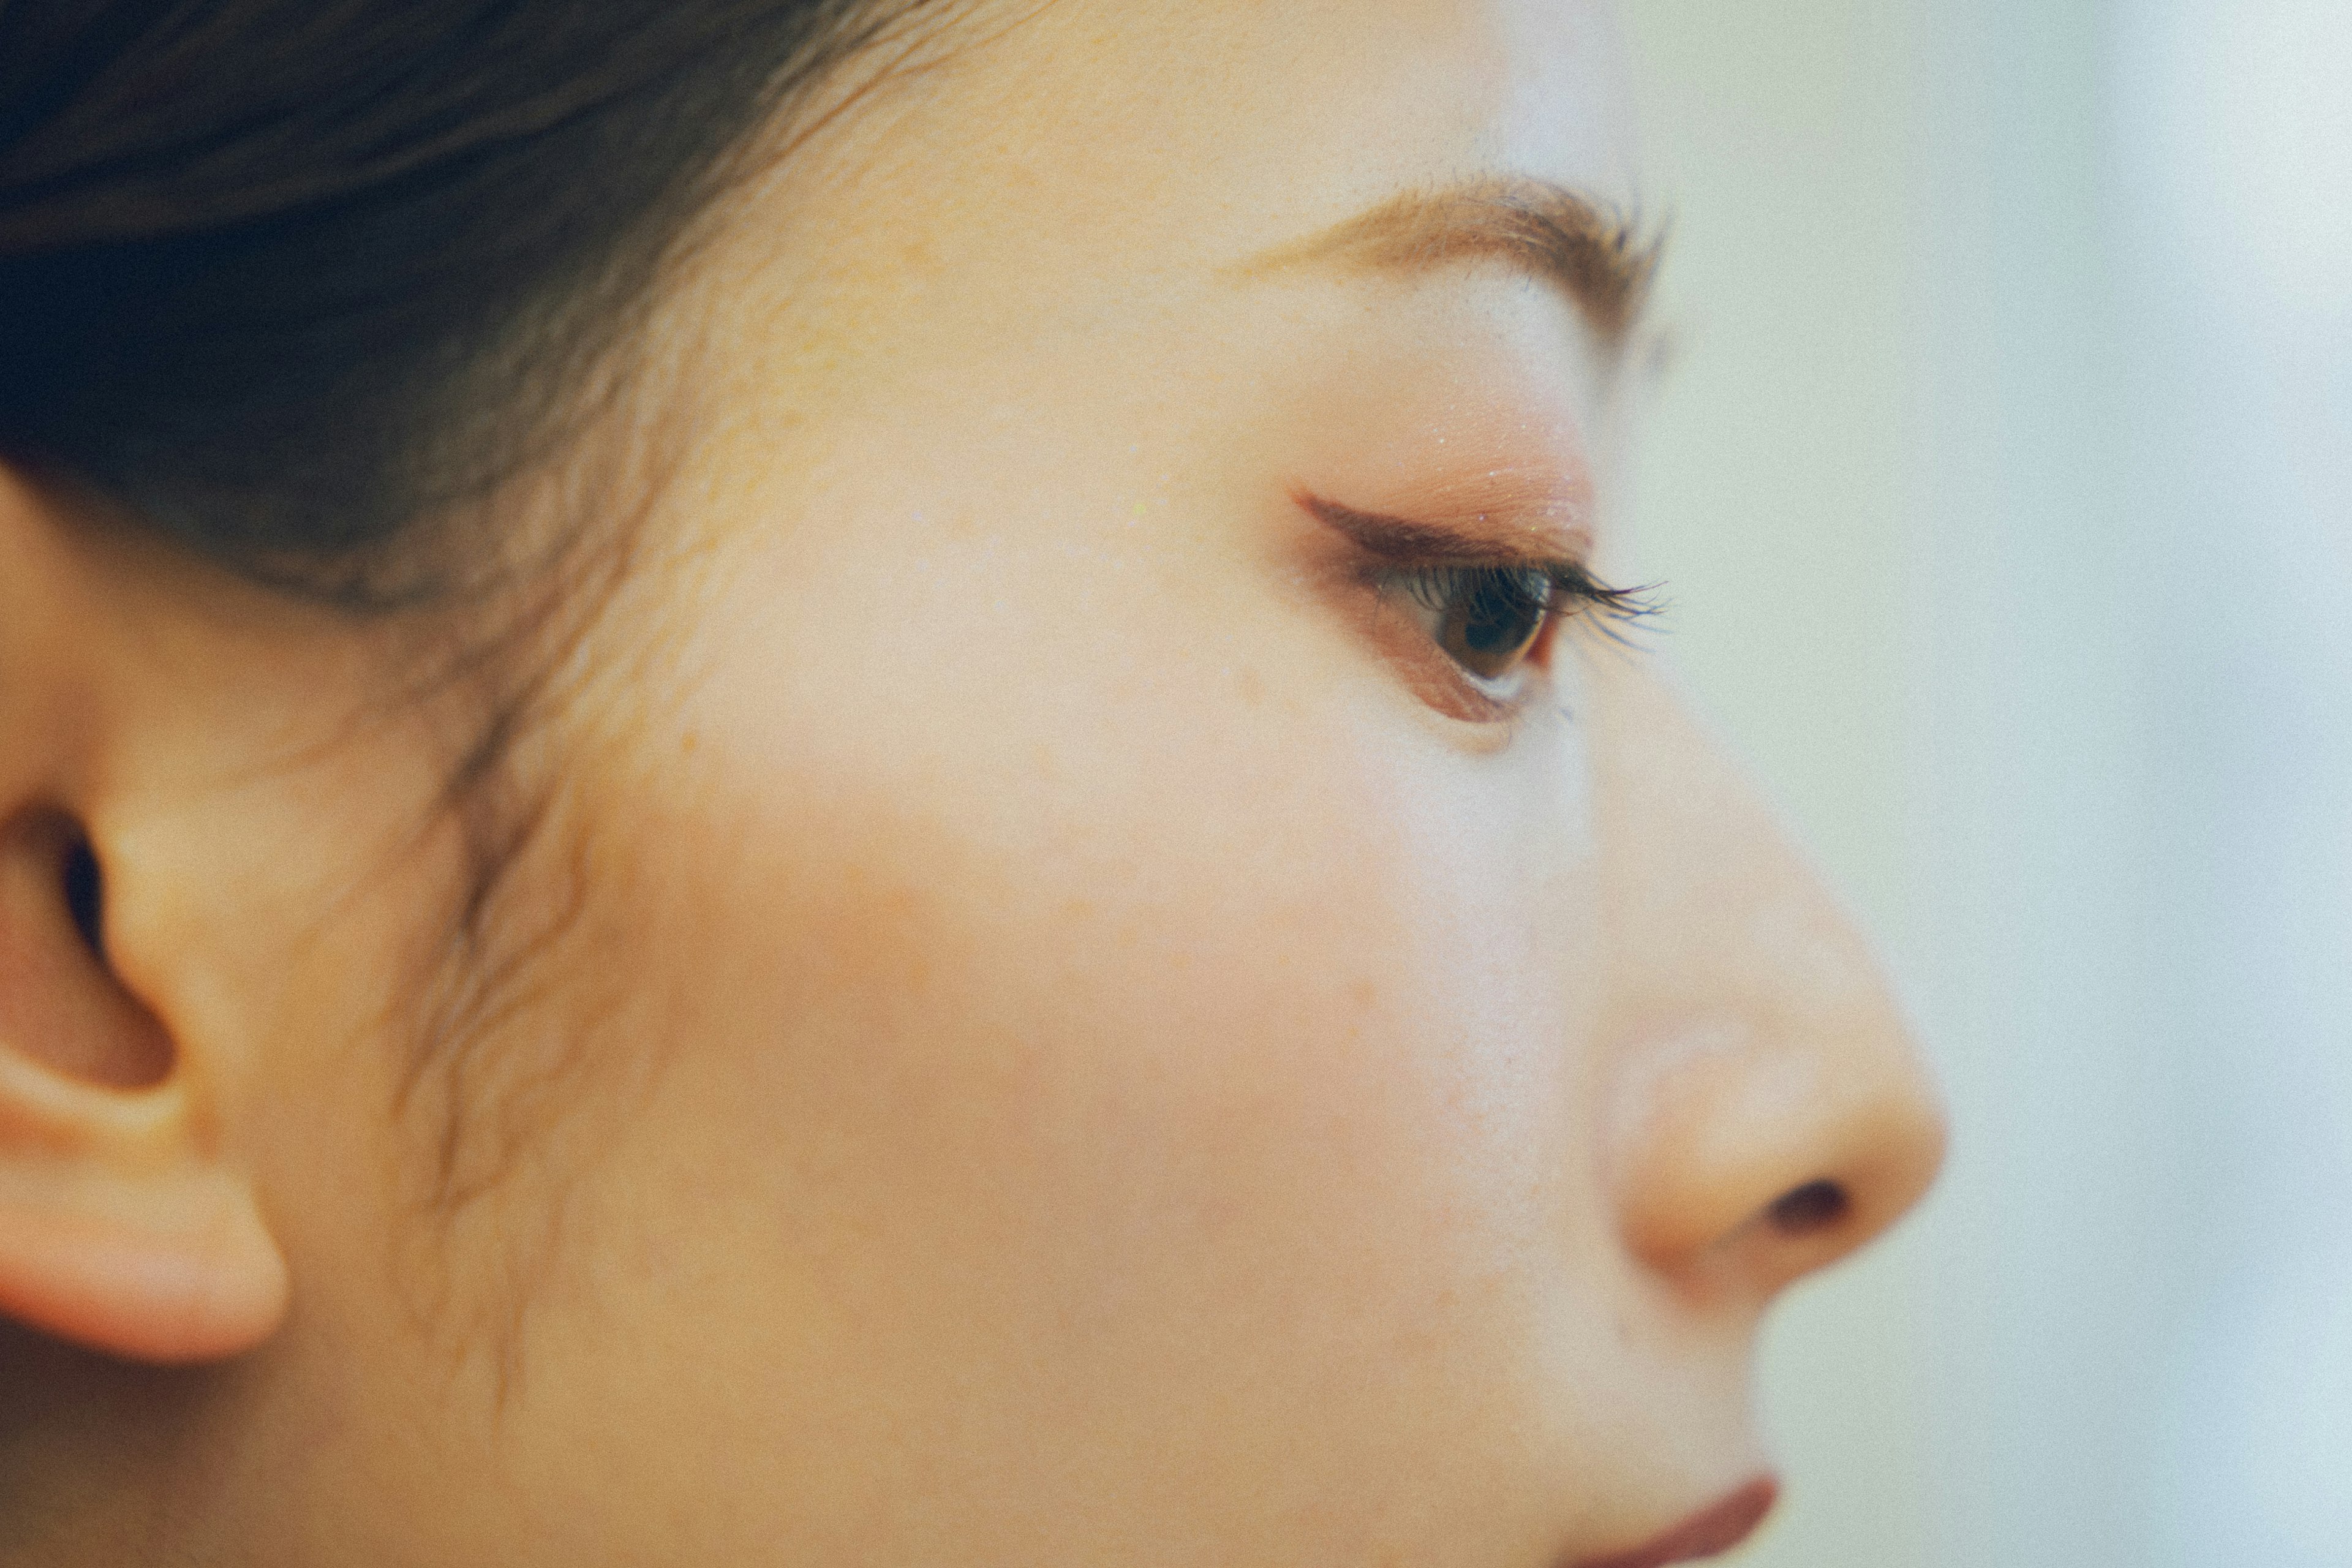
left=64, top=836, right=104, bottom=959
left=0, top=813, right=172, bottom=1091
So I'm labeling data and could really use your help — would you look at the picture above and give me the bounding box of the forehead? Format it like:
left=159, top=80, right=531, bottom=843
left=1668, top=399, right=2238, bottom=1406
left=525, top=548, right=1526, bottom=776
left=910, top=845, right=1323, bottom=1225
left=692, top=0, right=1639, bottom=405
left=963, top=0, right=1641, bottom=235
left=1457, top=0, right=1642, bottom=200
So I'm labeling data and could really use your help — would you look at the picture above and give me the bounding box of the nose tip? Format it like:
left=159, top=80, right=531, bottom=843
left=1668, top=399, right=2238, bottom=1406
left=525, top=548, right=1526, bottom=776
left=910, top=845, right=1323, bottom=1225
left=1585, top=660, right=1949, bottom=1306
left=1611, top=1000, right=1948, bottom=1302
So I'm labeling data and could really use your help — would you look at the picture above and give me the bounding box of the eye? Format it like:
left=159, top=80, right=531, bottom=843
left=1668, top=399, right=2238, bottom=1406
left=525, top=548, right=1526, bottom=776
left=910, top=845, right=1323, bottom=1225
left=1392, top=564, right=1559, bottom=685
left=1296, top=492, right=1661, bottom=722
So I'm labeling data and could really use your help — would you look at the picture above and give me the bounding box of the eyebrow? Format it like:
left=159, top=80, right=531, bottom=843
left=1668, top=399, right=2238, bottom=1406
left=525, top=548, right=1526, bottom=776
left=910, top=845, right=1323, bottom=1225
left=1233, top=176, right=1662, bottom=342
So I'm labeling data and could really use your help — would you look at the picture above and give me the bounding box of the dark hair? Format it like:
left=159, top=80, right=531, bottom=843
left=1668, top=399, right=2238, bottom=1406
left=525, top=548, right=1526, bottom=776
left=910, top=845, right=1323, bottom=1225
left=0, top=0, right=919, bottom=603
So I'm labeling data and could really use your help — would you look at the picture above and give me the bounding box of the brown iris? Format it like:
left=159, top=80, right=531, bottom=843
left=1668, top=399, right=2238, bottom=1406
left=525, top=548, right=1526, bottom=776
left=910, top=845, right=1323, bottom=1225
left=1433, top=565, right=1553, bottom=680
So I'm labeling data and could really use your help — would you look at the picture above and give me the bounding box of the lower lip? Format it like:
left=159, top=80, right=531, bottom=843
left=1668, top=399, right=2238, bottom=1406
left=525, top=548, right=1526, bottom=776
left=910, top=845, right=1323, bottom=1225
left=1572, top=1476, right=1781, bottom=1568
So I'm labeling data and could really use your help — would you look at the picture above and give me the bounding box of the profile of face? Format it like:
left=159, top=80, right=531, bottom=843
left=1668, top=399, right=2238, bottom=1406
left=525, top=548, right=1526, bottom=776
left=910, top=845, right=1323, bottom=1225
left=0, top=1, right=1945, bottom=1564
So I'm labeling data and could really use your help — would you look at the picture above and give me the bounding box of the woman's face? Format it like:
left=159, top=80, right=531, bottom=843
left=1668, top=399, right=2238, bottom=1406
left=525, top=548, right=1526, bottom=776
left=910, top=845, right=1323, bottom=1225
left=140, top=0, right=1945, bottom=1562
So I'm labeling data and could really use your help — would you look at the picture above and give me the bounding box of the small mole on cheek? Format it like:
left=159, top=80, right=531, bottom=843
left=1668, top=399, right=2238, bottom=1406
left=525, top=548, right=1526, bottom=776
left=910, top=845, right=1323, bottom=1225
left=680, top=731, right=699, bottom=755
left=1349, top=978, right=1377, bottom=1010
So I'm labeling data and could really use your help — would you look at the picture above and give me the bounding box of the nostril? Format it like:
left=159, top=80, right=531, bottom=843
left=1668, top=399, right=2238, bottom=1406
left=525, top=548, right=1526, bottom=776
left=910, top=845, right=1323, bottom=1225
left=1767, top=1179, right=1849, bottom=1237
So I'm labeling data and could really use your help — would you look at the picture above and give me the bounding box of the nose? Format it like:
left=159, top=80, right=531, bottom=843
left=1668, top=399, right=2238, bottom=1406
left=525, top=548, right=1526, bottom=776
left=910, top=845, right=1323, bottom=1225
left=1589, top=660, right=1947, bottom=1303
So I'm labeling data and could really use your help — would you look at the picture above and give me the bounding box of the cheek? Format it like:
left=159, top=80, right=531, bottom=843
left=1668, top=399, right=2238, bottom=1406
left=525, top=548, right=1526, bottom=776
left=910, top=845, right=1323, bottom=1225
left=612, top=529, right=1613, bottom=1451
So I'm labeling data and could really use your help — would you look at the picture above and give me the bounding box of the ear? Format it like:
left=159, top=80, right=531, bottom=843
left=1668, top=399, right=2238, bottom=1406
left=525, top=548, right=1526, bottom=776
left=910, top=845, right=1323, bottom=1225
left=0, top=469, right=289, bottom=1365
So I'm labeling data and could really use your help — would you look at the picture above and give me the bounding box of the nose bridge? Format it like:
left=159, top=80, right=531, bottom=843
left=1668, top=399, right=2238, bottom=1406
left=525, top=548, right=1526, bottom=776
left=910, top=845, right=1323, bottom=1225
left=1588, top=658, right=1947, bottom=1302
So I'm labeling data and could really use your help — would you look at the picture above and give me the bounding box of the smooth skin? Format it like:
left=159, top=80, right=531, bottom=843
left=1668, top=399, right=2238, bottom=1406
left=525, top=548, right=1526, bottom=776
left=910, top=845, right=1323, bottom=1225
left=0, top=1, right=1946, bottom=1564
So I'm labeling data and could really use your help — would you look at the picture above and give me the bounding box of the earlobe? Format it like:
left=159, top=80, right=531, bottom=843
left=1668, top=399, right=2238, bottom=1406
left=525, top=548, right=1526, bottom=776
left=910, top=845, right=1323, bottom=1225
left=0, top=1120, right=290, bottom=1365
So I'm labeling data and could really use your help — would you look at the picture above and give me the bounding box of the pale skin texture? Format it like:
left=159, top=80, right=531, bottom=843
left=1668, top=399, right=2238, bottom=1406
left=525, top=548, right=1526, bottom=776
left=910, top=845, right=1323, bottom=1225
left=0, top=2, right=1947, bottom=1564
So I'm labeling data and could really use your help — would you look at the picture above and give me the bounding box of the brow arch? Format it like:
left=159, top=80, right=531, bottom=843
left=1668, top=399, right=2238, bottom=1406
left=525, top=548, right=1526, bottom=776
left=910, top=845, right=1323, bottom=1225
left=1234, top=176, right=1662, bottom=342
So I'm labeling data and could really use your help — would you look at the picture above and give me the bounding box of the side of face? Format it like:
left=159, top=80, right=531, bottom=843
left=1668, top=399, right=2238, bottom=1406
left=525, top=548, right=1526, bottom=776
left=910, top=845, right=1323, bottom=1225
left=0, top=2, right=1946, bottom=1565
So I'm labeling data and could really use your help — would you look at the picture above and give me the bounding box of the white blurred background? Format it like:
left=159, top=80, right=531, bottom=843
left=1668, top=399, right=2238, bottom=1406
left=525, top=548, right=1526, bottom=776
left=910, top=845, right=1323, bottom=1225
left=1618, top=3, right=2352, bottom=1564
